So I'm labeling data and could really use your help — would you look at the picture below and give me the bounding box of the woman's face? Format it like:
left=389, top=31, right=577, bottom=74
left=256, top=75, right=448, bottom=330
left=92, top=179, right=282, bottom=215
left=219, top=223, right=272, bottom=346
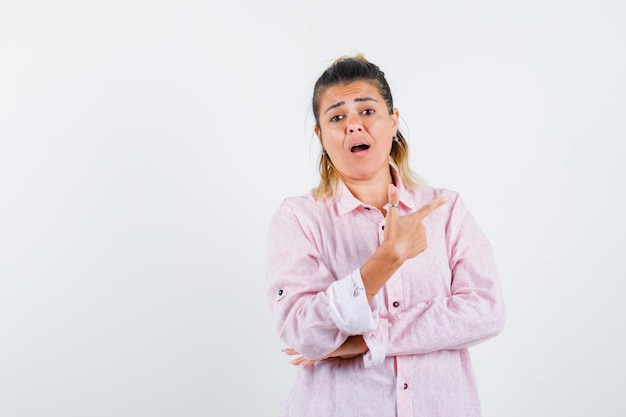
left=315, top=80, right=399, bottom=184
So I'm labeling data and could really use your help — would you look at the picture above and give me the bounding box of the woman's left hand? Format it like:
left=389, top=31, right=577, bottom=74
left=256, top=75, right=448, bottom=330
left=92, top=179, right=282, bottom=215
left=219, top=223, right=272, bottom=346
left=283, top=335, right=368, bottom=366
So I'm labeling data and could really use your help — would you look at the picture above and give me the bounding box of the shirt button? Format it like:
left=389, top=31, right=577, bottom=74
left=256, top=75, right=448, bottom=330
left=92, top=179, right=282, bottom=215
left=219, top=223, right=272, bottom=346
left=278, top=289, right=284, bottom=296
left=364, top=206, right=371, bottom=210
left=392, top=301, right=400, bottom=308
left=381, top=225, right=385, bottom=230
left=404, top=383, right=408, bottom=390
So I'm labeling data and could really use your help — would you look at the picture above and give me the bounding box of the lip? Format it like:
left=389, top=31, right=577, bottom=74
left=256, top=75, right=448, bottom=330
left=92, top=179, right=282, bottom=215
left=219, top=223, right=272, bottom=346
left=348, top=139, right=371, bottom=154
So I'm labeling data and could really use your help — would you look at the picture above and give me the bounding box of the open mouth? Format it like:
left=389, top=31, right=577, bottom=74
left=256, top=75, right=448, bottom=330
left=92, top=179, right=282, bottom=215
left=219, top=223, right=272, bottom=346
left=351, top=144, right=370, bottom=153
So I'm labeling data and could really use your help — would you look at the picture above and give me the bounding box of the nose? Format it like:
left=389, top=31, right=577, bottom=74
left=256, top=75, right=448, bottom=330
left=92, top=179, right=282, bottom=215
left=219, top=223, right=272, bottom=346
left=346, top=113, right=363, bottom=134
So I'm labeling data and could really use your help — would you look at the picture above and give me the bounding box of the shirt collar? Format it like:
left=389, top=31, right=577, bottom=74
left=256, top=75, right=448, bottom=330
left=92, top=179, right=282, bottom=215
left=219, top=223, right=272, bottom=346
left=335, top=166, right=416, bottom=215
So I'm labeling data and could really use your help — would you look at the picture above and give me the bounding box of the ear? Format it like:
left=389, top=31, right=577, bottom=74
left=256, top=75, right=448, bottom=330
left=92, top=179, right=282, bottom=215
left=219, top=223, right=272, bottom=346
left=314, top=125, right=322, bottom=142
left=391, top=108, right=400, bottom=132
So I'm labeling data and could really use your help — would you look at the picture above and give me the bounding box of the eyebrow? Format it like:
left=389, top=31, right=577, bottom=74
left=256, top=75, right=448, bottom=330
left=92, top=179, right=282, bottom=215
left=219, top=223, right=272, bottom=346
left=324, top=97, right=379, bottom=114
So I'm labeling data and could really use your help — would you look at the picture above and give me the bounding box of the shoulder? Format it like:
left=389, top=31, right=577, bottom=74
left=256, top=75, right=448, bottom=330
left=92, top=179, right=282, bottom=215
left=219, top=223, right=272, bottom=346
left=269, top=190, right=329, bottom=226
left=406, top=185, right=463, bottom=208
left=274, top=190, right=323, bottom=215
left=412, top=185, right=458, bottom=199
left=267, top=191, right=338, bottom=246
left=404, top=185, right=472, bottom=225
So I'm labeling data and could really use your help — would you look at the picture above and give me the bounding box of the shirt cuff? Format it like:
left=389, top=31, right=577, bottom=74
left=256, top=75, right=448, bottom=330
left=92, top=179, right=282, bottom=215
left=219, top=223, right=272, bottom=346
left=327, top=269, right=379, bottom=335
left=362, top=323, right=387, bottom=368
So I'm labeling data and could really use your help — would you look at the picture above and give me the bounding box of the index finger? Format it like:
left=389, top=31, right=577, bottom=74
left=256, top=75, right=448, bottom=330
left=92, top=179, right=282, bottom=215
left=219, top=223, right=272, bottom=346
left=415, top=196, right=449, bottom=220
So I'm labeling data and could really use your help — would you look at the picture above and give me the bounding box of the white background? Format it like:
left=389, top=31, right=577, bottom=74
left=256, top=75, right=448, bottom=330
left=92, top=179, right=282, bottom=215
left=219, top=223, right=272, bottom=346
left=1, top=1, right=625, bottom=416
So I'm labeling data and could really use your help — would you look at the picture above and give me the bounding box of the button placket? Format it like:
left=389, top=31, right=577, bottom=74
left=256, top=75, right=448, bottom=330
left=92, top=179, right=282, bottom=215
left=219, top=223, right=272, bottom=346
left=377, top=214, right=405, bottom=315
left=386, top=267, right=404, bottom=316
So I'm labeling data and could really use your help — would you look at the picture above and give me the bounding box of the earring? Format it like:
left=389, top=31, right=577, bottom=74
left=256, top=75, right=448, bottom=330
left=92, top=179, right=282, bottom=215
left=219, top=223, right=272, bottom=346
left=392, top=136, right=399, bottom=142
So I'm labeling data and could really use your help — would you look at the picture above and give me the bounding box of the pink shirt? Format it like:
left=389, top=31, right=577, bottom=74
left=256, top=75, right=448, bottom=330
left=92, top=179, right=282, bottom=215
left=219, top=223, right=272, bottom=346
left=266, top=174, right=505, bottom=417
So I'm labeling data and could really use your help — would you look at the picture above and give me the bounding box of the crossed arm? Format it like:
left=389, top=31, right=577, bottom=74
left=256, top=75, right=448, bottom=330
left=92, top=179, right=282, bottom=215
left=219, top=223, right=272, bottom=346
left=269, top=186, right=503, bottom=366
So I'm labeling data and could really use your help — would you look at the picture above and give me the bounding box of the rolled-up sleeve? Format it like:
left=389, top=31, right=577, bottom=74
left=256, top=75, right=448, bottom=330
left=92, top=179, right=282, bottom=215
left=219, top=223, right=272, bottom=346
left=328, top=269, right=379, bottom=334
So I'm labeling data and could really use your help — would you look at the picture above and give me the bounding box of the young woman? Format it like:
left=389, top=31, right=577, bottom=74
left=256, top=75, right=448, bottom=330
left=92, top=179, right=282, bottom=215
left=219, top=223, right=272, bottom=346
left=266, top=54, right=505, bottom=417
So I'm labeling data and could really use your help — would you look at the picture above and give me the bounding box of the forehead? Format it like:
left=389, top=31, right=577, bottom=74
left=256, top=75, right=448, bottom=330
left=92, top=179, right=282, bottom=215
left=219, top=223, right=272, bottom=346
left=319, top=80, right=383, bottom=105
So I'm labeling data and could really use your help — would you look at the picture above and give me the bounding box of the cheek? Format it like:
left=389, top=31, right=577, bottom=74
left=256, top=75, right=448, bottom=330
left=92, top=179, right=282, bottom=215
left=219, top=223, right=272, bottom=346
left=320, top=128, right=342, bottom=145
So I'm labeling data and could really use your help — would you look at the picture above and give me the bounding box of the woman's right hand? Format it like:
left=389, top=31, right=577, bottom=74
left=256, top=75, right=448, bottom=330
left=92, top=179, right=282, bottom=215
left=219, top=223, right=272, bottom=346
left=359, top=185, right=450, bottom=301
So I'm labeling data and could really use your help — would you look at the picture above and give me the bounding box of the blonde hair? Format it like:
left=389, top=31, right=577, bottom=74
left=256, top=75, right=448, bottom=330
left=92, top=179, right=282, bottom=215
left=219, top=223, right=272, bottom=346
left=311, top=54, right=421, bottom=200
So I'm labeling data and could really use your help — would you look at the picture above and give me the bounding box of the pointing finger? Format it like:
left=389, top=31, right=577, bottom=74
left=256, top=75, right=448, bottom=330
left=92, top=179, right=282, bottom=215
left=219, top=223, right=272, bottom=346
left=415, top=196, right=449, bottom=220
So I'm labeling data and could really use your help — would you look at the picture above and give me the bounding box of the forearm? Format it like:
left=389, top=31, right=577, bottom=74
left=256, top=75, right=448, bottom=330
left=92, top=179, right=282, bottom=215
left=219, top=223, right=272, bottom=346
left=277, top=302, right=349, bottom=360
left=360, top=240, right=404, bottom=302
left=384, top=288, right=505, bottom=356
left=284, top=242, right=402, bottom=360
left=328, top=335, right=369, bottom=359
left=272, top=270, right=380, bottom=360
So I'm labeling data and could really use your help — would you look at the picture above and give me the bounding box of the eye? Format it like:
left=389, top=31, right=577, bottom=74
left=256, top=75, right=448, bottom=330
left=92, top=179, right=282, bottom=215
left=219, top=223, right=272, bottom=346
left=330, top=114, right=345, bottom=122
left=362, top=109, right=375, bottom=116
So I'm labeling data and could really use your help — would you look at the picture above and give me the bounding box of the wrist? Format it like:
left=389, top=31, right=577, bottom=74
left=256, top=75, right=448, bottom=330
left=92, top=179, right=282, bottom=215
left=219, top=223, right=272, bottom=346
left=360, top=242, right=404, bottom=299
left=377, top=240, right=405, bottom=268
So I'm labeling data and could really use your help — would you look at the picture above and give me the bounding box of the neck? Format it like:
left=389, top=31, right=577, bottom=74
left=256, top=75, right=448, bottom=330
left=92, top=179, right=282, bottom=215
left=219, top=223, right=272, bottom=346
left=343, top=168, right=395, bottom=211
